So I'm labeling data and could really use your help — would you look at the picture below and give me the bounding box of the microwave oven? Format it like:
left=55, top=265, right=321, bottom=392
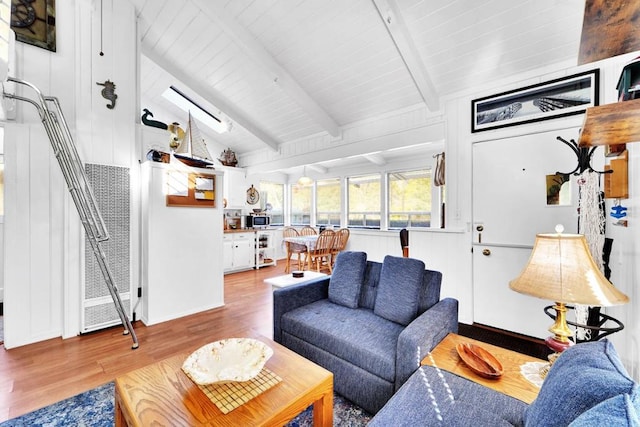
left=246, top=215, right=270, bottom=228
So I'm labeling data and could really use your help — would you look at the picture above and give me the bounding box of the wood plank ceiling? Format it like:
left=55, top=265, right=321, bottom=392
left=130, top=0, right=585, bottom=166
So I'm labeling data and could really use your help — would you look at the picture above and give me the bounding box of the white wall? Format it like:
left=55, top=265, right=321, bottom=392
left=348, top=229, right=471, bottom=323
left=444, top=52, right=640, bottom=378
left=140, top=162, right=224, bottom=325
left=3, top=0, right=138, bottom=348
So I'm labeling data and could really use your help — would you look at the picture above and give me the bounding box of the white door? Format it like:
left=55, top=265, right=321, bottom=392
left=471, top=127, right=591, bottom=338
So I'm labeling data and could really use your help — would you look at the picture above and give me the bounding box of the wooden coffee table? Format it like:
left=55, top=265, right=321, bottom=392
left=422, top=333, right=544, bottom=404
left=114, top=334, right=333, bottom=426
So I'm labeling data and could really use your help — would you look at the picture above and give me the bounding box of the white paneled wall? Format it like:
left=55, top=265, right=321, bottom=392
left=3, top=1, right=138, bottom=349
left=348, top=229, right=472, bottom=324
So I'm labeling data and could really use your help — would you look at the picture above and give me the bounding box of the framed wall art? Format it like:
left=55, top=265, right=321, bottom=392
left=471, top=69, right=599, bottom=133
left=10, top=0, right=56, bottom=52
left=166, top=171, right=216, bottom=208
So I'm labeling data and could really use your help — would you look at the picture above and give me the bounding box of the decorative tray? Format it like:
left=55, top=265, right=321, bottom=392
left=182, top=338, right=273, bottom=385
left=456, top=342, right=503, bottom=379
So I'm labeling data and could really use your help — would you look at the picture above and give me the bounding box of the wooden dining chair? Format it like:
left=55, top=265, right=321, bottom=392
left=331, top=228, right=350, bottom=267
left=283, top=227, right=306, bottom=273
left=308, top=230, right=335, bottom=274
left=300, top=226, right=318, bottom=236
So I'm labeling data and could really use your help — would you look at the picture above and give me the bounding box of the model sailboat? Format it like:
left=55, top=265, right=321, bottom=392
left=173, top=111, right=216, bottom=168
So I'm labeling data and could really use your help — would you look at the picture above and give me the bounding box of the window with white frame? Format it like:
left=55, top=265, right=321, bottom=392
left=388, top=169, right=431, bottom=228
left=259, top=181, right=284, bottom=225
left=347, top=173, right=380, bottom=228
left=291, top=183, right=312, bottom=225
left=316, top=178, right=340, bottom=226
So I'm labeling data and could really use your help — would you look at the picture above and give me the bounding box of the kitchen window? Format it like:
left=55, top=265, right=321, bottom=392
left=258, top=181, right=284, bottom=225
left=316, top=178, right=340, bottom=227
left=347, top=173, right=380, bottom=229
left=291, top=182, right=312, bottom=225
left=388, top=169, right=431, bottom=229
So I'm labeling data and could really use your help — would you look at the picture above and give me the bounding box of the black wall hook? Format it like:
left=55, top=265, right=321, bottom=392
left=556, top=136, right=612, bottom=175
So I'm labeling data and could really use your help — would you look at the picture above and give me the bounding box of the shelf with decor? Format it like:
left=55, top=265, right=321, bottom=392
left=255, top=230, right=277, bottom=269
left=578, top=99, right=639, bottom=200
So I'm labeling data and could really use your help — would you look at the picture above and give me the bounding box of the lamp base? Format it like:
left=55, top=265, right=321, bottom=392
left=545, top=335, right=573, bottom=353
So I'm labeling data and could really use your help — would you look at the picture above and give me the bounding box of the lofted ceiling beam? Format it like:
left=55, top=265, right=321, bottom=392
left=308, top=164, right=328, bottom=174
left=142, top=48, right=280, bottom=151
left=372, top=0, right=440, bottom=112
left=363, top=152, right=387, bottom=166
left=192, top=0, right=341, bottom=138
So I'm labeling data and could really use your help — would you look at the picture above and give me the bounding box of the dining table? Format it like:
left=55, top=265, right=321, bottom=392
left=283, top=235, right=319, bottom=270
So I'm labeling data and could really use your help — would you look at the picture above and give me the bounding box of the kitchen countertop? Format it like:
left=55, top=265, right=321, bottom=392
left=224, top=228, right=277, bottom=233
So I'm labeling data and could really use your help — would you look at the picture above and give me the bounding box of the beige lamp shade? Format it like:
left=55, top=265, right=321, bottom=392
left=509, top=233, right=629, bottom=306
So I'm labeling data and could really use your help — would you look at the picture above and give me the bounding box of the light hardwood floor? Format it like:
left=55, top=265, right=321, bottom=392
left=0, top=263, right=288, bottom=422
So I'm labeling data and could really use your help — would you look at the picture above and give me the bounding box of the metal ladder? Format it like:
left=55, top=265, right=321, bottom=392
left=3, top=77, right=139, bottom=349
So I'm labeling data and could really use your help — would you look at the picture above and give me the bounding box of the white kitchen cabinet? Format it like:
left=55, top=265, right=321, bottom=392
left=224, top=232, right=255, bottom=273
left=255, top=230, right=277, bottom=269
left=222, top=166, right=248, bottom=209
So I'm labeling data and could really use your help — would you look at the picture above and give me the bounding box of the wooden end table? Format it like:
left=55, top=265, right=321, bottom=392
left=114, top=334, right=333, bottom=426
left=421, top=333, right=544, bottom=404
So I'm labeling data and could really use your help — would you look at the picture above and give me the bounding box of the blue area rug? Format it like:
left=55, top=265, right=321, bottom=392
left=0, top=382, right=371, bottom=426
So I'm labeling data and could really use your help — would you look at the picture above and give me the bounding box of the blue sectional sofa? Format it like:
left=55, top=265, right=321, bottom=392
left=369, top=339, right=640, bottom=426
left=273, top=252, right=458, bottom=414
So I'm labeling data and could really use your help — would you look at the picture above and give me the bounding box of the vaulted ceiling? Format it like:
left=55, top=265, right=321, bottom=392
left=130, top=0, right=585, bottom=169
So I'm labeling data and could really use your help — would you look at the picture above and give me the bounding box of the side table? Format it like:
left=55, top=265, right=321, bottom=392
left=264, top=271, right=327, bottom=288
left=421, top=333, right=544, bottom=404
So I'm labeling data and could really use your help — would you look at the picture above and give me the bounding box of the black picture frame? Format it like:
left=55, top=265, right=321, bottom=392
left=10, top=0, right=56, bottom=52
left=471, top=69, right=600, bottom=133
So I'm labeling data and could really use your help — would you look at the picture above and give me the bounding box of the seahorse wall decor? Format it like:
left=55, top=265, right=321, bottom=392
left=96, top=80, right=117, bottom=109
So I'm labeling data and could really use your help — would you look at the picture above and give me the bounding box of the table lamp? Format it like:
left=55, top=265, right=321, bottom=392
left=509, top=225, right=629, bottom=353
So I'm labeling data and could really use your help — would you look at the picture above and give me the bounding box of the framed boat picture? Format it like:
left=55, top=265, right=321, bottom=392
left=471, top=70, right=599, bottom=133
left=10, top=0, right=57, bottom=52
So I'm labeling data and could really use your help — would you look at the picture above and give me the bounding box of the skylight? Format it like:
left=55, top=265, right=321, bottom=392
left=162, top=86, right=228, bottom=134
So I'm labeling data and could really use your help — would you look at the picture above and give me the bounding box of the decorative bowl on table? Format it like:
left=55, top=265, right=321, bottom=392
left=182, top=338, right=273, bottom=385
left=455, top=342, right=503, bottom=379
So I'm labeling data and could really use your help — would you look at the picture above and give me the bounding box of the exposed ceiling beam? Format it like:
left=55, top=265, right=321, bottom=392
left=363, top=152, right=387, bottom=166
left=308, top=164, right=328, bottom=174
left=372, top=0, right=440, bottom=112
left=192, top=0, right=341, bottom=138
left=142, top=48, right=280, bottom=151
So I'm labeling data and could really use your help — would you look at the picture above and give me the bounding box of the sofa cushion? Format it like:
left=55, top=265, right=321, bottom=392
left=374, top=255, right=425, bottom=325
left=569, top=386, right=640, bottom=426
left=369, top=366, right=526, bottom=426
left=280, top=299, right=404, bottom=382
left=525, top=340, right=635, bottom=427
left=359, top=261, right=382, bottom=310
left=328, top=251, right=367, bottom=308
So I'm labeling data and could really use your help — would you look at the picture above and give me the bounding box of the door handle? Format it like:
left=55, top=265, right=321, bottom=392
left=482, top=249, right=491, bottom=256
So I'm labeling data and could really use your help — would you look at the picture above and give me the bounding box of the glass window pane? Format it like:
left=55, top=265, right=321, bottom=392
left=348, top=174, right=380, bottom=228
left=259, top=181, right=284, bottom=225
left=388, top=169, right=431, bottom=228
left=316, top=178, right=340, bottom=226
left=291, top=183, right=312, bottom=225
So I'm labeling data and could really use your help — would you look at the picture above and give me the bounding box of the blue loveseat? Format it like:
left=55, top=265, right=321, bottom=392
left=273, top=252, right=458, bottom=414
left=369, top=339, right=640, bottom=426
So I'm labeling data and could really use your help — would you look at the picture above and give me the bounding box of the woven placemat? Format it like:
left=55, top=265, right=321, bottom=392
left=197, top=368, right=282, bottom=414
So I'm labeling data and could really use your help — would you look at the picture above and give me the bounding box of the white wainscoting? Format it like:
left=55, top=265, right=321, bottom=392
left=347, top=228, right=472, bottom=325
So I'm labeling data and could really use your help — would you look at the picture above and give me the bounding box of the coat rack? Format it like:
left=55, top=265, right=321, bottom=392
left=556, top=136, right=612, bottom=176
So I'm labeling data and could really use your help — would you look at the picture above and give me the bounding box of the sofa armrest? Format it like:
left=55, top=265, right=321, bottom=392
left=272, top=277, right=330, bottom=343
left=395, top=297, right=458, bottom=390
